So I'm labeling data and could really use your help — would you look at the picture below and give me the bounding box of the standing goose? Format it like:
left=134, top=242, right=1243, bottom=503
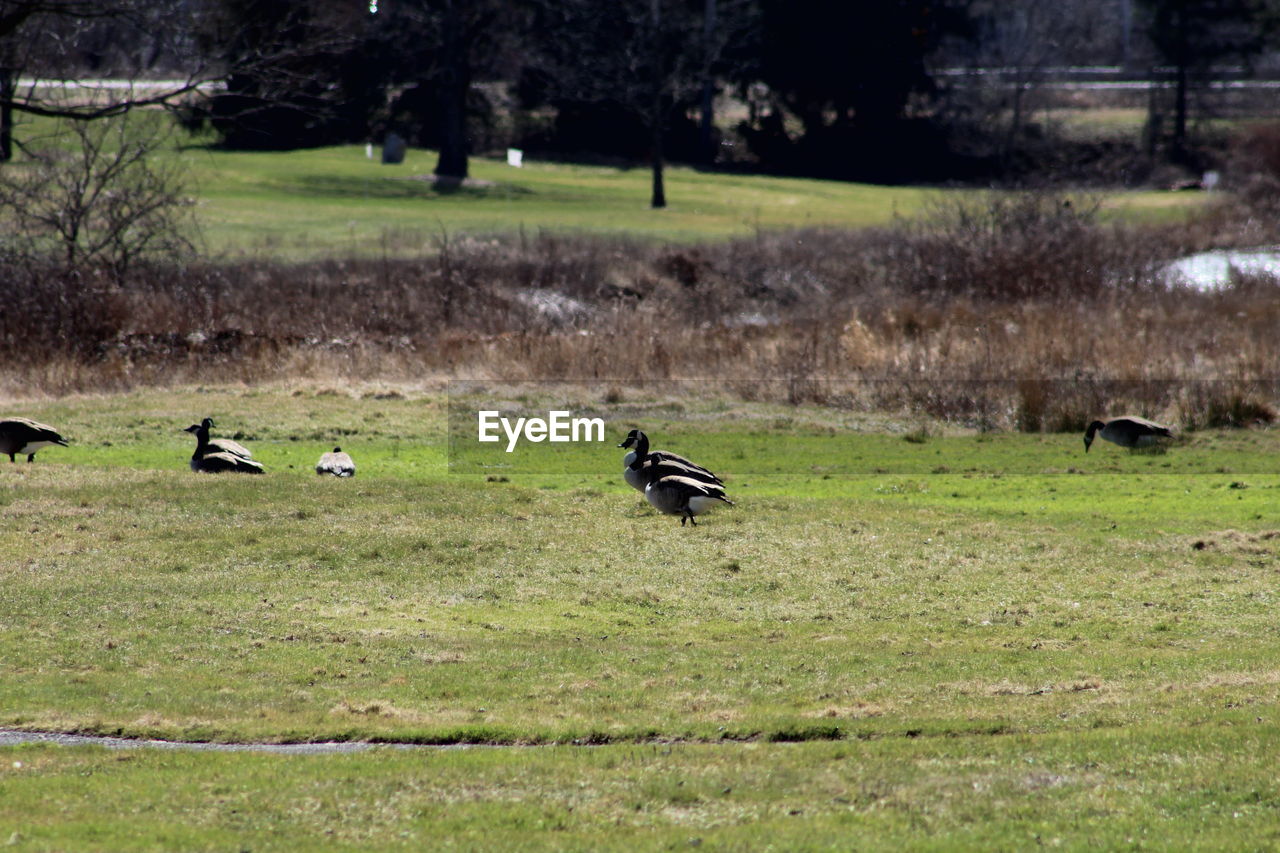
left=0, top=417, right=69, bottom=463
left=184, top=417, right=255, bottom=463
left=1084, top=416, right=1174, bottom=452
left=316, top=447, right=356, bottom=477
left=641, top=455, right=734, bottom=527
left=618, top=429, right=721, bottom=492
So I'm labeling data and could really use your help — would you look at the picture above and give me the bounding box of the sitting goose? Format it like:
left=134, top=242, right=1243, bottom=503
left=641, top=455, right=734, bottom=527
left=0, top=417, right=69, bottom=463
left=618, top=429, right=721, bottom=492
left=184, top=417, right=255, bottom=463
left=316, top=447, right=356, bottom=477
left=184, top=419, right=260, bottom=472
left=1084, top=416, right=1174, bottom=452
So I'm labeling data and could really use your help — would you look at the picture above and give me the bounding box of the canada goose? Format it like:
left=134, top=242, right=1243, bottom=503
left=618, top=429, right=721, bottom=492
left=1084, top=416, right=1174, bottom=452
left=0, top=417, right=69, bottom=463
left=316, top=447, right=356, bottom=477
left=184, top=418, right=254, bottom=462
left=641, top=458, right=734, bottom=526
left=191, top=450, right=265, bottom=474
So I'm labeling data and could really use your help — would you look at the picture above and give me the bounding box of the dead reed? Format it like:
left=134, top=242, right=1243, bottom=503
left=3, top=193, right=1278, bottom=431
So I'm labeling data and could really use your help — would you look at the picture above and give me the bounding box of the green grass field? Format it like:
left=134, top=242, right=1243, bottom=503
left=2, top=111, right=1212, bottom=260
left=3, top=386, right=1280, bottom=848
left=184, top=144, right=1208, bottom=256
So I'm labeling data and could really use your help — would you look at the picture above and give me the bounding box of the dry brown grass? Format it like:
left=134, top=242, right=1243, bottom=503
left=4, top=193, right=1279, bottom=430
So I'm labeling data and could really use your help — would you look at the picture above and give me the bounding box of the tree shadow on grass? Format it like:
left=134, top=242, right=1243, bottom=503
left=285, top=174, right=536, bottom=201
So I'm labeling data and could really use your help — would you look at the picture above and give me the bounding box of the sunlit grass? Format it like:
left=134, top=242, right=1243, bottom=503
left=3, top=385, right=1280, bottom=845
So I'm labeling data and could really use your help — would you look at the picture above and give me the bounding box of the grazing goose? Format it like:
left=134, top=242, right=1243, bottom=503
left=316, top=447, right=356, bottom=477
left=1084, top=416, right=1174, bottom=452
left=184, top=417, right=254, bottom=462
left=191, top=449, right=264, bottom=474
left=641, top=457, right=734, bottom=526
left=618, top=429, right=721, bottom=492
left=0, top=417, right=69, bottom=463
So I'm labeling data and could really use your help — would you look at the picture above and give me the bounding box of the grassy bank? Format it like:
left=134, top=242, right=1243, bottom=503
left=2, top=385, right=1280, bottom=845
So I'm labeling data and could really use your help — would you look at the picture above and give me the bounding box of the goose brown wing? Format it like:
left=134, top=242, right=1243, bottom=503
left=644, top=458, right=721, bottom=485
left=648, top=450, right=722, bottom=484
left=657, top=474, right=730, bottom=503
left=0, top=417, right=68, bottom=446
left=196, top=451, right=264, bottom=473
left=209, top=437, right=254, bottom=459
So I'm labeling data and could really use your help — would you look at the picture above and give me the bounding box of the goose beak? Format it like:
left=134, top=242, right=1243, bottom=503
left=1083, top=438, right=1092, bottom=453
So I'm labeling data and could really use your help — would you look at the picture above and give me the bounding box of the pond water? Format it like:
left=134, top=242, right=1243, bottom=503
left=1162, top=248, right=1280, bottom=291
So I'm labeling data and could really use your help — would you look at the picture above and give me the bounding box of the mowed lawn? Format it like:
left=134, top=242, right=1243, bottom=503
left=177, top=142, right=1205, bottom=255
left=3, top=385, right=1280, bottom=848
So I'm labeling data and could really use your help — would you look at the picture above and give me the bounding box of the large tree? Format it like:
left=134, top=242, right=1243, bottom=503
left=1138, top=0, right=1276, bottom=151
left=365, top=0, right=517, bottom=181
left=198, top=0, right=377, bottom=150
left=743, top=0, right=971, bottom=181
left=523, top=0, right=749, bottom=208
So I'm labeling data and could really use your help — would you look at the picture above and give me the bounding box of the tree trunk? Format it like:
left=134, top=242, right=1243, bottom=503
left=650, top=89, right=666, bottom=208
left=651, top=146, right=666, bottom=209
left=649, top=0, right=666, bottom=208
left=0, top=67, right=14, bottom=162
left=698, top=0, right=716, bottom=165
left=434, top=71, right=469, bottom=180
left=433, top=0, right=469, bottom=181
left=1173, top=61, right=1188, bottom=148
left=1172, top=4, right=1189, bottom=150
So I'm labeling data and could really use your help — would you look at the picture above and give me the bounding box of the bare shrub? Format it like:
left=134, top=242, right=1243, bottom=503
left=4, top=197, right=1280, bottom=434
left=0, top=114, right=198, bottom=279
left=880, top=192, right=1162, bottom=301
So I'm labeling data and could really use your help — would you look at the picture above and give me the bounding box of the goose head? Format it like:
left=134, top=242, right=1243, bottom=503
left=618, top=429, right=644, bottom=450
left=623, top=431, right=651, bottom=470
left=1083, top=420, right=1105, bottom=452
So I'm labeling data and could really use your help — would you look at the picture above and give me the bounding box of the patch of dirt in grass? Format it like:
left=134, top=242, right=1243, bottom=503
left=1189, top=530, right=1280, bottom=554
left=802, top=703, right=887, bottom=720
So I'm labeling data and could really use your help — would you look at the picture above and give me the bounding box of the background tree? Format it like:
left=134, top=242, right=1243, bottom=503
left=740, top=0, right=972, bottom=182
left=365, top=0, right=519, bottom=181
left=1138, top=0, right=1276, bottom=155
left=196, top=0, right=378, bottom=150
left=946, top=0, right=1124, bottom=169
left=0, top=0, right=211, bottom=161
left=523, top=0, right=749, bottom=208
